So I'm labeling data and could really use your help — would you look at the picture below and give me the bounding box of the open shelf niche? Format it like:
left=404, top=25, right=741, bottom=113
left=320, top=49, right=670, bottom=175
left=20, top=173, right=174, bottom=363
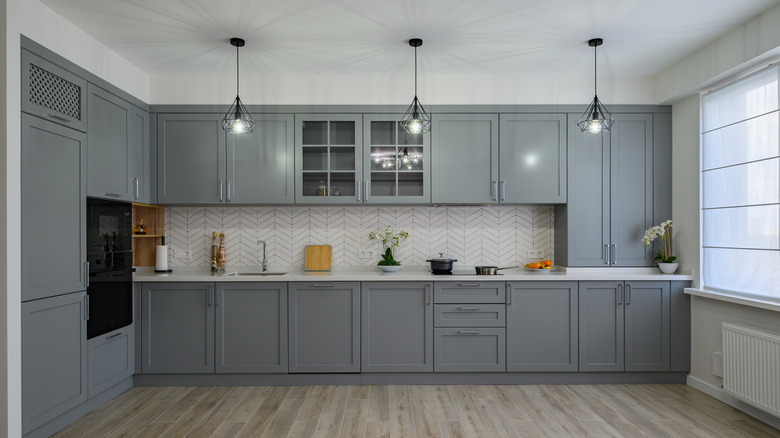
left=131, top=203, right=165, bottom=267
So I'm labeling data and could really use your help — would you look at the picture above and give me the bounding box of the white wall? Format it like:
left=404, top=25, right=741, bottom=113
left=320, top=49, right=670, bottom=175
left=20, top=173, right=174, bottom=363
left=3, top=0, right=150, bottom=435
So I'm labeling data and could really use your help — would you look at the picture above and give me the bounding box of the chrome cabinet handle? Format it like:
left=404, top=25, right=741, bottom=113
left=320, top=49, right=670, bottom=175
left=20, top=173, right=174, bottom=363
left=626, top=283, right=631, bottom=305
left=311, top=283, right=334, bottom=288
left=219, top=181, right=224, bottom=202
left=491, top=181, right=498, bottom=201
left=356, top=181, right=361, bottom=202
left=216, top=289, right=221, bottom=306
left=227, top=181, right=232, bottom=202
left=458, top=330, right=482, bottom=335
left=106, top=332, right=123, bottom=341
left=84, top=295, right=89, bottom=320
left=507, top=283, right=512, bottom=305
left=457, top=306, right=482, bottom=311
left=207, top=290, right=213, bottom=306
left=45, top=113, right=71, bottom=123
left=426, top=284, right=432, bottom=306
left=604, top=244, right=610, bottom=265
left=133, top=178, right=139, bottom=199
left=500, top=180, right=506, bottom=201
left=364, top=181, right=369, bottom=202
left=104, top=192, right=121, bottom=198
left=611, top=244, right=617, bottom=265
left=617, top=283, right=623, bottom=306
left=458, top=283, right=480, bottom=287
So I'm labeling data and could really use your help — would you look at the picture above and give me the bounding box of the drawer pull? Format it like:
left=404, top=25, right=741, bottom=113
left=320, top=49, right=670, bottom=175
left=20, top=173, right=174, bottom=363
left=457, top=306, right=482, bottom=311
left=458, top=283, right=480, bottom=287
left=457, top=330, right=482, bottom=335
left=311, top=283, right=334, bottom=288
left=105, top=332, right=123, bottom=341
left=45, top=113, right=71, bottom=123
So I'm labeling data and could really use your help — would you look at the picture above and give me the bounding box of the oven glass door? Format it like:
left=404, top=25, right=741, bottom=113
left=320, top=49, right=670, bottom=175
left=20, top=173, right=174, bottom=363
left=87, top=269, right=132, bottom=339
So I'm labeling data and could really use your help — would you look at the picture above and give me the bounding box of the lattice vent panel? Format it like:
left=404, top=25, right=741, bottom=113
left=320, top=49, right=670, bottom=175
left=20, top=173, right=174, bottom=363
left=28, top=63, right=82, bottom=121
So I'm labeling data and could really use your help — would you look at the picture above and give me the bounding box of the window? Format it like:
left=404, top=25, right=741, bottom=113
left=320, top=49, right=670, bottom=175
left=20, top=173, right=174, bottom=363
left=701, top=66, right=780, bottom=301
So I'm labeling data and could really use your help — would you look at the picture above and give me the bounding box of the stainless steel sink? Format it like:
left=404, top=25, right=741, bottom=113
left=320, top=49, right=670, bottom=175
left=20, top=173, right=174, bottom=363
left=225, top=272, right=287, bottom=276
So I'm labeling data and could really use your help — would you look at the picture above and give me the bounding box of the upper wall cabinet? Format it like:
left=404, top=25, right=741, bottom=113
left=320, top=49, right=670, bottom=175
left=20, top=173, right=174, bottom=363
left=131, top=106, right=151, bottom=204
left=499, top=114, right=567, bottom=203
left=22, top=49, right=87, bottom=132
left=294, top=114, right=363, bottom=204
left=363, top=115, right=431, bottom=204
left=157, top=113, right=294, bottom=204
left=431, top=114, right=499, bottom=204
left=555, top=113, right=670, bottom=267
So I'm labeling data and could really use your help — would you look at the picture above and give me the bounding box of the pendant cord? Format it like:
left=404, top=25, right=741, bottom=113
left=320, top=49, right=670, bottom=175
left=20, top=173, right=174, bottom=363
left=236, top=43, right=240, bottom=97
left=593, top=43, right=597, bottom=96
left=414, top=45, right=418, bottom=98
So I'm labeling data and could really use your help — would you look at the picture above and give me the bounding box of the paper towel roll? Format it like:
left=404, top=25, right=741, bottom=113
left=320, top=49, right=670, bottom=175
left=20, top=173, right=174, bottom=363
left=155, top=244, right=168, bottom=271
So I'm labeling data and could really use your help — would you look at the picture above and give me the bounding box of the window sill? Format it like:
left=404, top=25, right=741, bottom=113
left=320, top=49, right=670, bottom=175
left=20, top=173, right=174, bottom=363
left=685, top=288, right=780, bottom=313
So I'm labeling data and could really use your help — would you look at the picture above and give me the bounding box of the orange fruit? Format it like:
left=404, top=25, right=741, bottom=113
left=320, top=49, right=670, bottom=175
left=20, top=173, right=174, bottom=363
left=529, top=262, right=542, bottom=269
left=541, top=260, right=552, bottom=267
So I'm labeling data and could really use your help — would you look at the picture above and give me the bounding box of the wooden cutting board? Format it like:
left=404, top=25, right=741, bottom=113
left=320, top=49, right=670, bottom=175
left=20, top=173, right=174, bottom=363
left=304, top=245, right=332, bottom=271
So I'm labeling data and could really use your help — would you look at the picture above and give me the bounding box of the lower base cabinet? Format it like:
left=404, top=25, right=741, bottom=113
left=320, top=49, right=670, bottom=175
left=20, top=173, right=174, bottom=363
left=434, top=328, right=506, bottom=372
left=289, top=282, right=360, bottom=373
left=506, top=282, right=578, bottom=371
left=22, top=291, right=88, bottom=435
left=88, top=326, right=134, bottom=397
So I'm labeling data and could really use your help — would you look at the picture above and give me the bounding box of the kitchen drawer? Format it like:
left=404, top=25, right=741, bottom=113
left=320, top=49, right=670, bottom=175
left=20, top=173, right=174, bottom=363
left=434, top=328, right=506, bottom=372
left=434, top=304, right=505, bottom=327
left=434, top=282, right=505, bottom=304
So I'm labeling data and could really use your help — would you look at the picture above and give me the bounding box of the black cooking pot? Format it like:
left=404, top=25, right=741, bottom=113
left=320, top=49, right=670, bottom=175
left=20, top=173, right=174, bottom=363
left=426, top=253, right=457, bottom=273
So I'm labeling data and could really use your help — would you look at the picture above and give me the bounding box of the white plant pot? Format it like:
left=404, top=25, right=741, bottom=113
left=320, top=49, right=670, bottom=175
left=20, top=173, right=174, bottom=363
left=378, top=265, right=402, bottom=273
left=657, top=262, right=679, bottom=274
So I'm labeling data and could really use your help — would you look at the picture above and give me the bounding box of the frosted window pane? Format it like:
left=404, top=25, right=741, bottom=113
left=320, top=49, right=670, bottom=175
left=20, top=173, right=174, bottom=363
left=702, top=112, right=779, bottom=170
left=702, top=158, right=779, bottom=208
left=702, top=67, right=778, bottom=132
left=703, top=205, right=779, bottom=249
left=703, top=248, right=780, bottom=299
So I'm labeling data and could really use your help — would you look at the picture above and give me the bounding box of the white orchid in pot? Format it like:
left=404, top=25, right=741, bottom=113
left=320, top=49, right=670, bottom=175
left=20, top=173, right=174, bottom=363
left=368, top=226, right=409, bottom=271
left=642, top=219, right=678, bottom=273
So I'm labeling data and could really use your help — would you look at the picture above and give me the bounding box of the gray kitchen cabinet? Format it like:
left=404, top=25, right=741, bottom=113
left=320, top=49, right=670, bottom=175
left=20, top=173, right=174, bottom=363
left=88, top=325, right=133, bottom=397
left=579, top=280, right=670, bottom=372
left=157, top=113, right=295, bottom=204
left=22, top=291, right=88, bottom=435
left=433, top=282, right=505, bottom=304
left=21, top=114, right=87, bottom=302
left=361, top=282, right=433, bottom=372
left=141, top=282, right=215, bottom=373
left=499, top=114, right=567, bottom=203
left=506, top=281, right=578, bottom=372
left=87, top=84, right=133, bottom=200
left=363, top=115, right=431, bottom=203
left=434, top=328, right=506, bottom=372
left=131, top=106, right=151, bottom=203
left=295, top=114, right=363, bottom=204
left=22, top=49, right=87, bottom=132
left=289, top=282, right=360, bottom=372
left=555, top=113, right=659, bottom=266
left=216, top=282, right=288, bottom=373
left=431, top=113, right=499, bottom=204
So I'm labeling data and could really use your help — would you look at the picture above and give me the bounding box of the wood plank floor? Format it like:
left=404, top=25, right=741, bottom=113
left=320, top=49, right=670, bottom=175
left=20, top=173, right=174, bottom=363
left=52, top=384, right=780, bottom=438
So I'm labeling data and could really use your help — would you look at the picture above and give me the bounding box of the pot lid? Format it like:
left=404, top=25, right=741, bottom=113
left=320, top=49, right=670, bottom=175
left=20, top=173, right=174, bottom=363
left=427, top=252, right=457, bottom=262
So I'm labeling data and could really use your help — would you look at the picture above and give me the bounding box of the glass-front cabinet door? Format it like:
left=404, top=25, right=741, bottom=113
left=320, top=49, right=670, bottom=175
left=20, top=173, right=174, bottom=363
left=363, top=114, right=430, bottom=204
left=295, top=114, right=363, bottom=204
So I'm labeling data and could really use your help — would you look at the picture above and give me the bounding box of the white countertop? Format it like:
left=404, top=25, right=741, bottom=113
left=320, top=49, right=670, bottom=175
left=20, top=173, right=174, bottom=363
left=133, top=265, right=693, bottom=282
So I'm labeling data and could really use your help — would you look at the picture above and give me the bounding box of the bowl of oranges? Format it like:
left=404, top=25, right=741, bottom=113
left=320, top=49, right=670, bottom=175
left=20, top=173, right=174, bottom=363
left=524, top=259, right=554, bottom=272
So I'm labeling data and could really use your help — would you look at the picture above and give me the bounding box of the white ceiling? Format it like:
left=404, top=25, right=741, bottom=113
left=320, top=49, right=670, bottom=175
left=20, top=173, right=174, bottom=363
left=39, top=0, right=778, bottom=81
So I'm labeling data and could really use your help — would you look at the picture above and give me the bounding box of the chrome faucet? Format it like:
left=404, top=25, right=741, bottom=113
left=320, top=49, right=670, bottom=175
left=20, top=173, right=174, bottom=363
left=258, top=240, right=268, bottom=272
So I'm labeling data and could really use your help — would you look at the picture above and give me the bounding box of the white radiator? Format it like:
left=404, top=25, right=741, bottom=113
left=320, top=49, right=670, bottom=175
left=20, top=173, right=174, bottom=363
left=722, top=323, right=780, bottom=417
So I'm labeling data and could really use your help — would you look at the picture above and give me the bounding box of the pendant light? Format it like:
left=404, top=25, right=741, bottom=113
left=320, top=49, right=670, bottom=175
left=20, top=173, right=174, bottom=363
left=400, top=38, right=431, bottom=135
left=222, top=37, right=255, bottom=134
left=577, top=38, right=614, bottom=134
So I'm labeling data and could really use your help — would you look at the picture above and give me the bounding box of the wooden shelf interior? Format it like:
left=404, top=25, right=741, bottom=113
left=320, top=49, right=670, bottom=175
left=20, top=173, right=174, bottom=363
left=132, top=203, right=165, bottom=266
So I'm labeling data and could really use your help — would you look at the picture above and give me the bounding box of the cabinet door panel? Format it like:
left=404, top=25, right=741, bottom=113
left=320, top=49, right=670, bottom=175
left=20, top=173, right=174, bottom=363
left=157, top=114, right=226, bottom=204
left=88, top=327, right=133, bottom=397
left=610, top=114, right=654, bottom=266
left=227, top=115, right=294, bottom=203
left=362, top=282, right=433, bottom=372
left=216, top=283, right=288, bottom=373
left=87, top=84, right=132, bottom=200
left=22, top=115, right=86, bottom=301
left=431, top=114, right=498, bottom=204
left=22, top=292, right=87, bottom=434
left=499, top=114, right=567, bottom=203
left=625, top=281, right=670, bottom=371
left=289, top=282, right=360, bottom=372
left=22, top=49, right=87, bottom=132
left=141, top=283, right=214, bottom=373
left=434, top=328, right=506, bottom=372
left=579, top=281, right=624, bottom=371
left=506, top=282, right=577, bottom=371
left=131, top=107, right=151, bottom=203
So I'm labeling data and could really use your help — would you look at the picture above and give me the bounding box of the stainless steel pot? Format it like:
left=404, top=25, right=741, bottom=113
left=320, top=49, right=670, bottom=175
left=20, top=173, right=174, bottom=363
left=426, top=253, right=457, bottom=273
left=474, top=266, right=517, bottom=275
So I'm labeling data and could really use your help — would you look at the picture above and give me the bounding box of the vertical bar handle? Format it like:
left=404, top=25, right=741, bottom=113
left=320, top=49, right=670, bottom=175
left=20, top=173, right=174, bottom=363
left=84, top=262, right=89, bottom=288
left=426, top=284, right=432, bottom=306
left=216, top=288, right=221, bottom=306
left=207, top=290, right=213, bottom=306
left=491, top=181, right=498, bottom=201
left=500, top=180, right=506, bottom=201
left=219, top=181, right=224, bottom=202
left=626, top=283, right=631, bottom=305
left=227, top=181, right=232, bottom=202
left=84, top=295, right=89, bottom=320
left=364, top=181, right=369, bottom=202
left=604, top=244, right=610, bottom=265
left=617, top=283, right=623, bottom=306
left=356, top=181, right=361, bottom=202
left=133, top=177, right=139, bottom=199
left=506, top=283, right=512, bottom=305
left=611, top=244, right=617, bottom=265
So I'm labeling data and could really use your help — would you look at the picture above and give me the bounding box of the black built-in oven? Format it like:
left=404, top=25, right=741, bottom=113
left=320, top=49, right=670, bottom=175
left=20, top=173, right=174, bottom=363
left=86, top=198, right=133, bottom=339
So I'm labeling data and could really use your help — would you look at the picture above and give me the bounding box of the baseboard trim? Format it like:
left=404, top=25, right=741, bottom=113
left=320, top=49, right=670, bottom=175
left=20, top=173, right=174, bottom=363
left=687, top=375, right=780, bottom=430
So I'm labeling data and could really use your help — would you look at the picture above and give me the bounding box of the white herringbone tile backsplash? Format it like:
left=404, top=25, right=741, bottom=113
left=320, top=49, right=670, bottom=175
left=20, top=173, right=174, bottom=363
left=165, top=206, right=554, bottom=269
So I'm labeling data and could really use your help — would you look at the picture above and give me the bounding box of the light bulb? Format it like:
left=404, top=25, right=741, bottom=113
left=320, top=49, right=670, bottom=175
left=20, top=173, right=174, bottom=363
left=407, top=119, right=423, bottom=135
left=588, top=120, right=602, bottom=134
left=374, top=157, right=380, bottom=163
left=413, top=158, right=418, bottom=164
left=232, top=120, right=246, bottom=134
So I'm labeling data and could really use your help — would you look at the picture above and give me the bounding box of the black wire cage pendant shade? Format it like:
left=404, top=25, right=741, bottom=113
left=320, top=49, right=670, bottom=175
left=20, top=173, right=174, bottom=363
left=400, top=38, right=431, bottom=135
left=222, top=37, right=255, bottom=134
left=577, top=38, right=614, bottom=134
